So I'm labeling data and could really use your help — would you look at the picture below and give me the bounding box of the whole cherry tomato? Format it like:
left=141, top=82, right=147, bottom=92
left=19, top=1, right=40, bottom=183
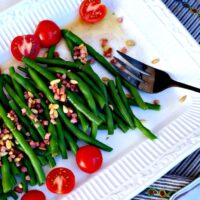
left=21, top=190, right=46, bottom=200
left=35, top=20, right=61, bottom=48
left=76, top=145, right=103, bottom=173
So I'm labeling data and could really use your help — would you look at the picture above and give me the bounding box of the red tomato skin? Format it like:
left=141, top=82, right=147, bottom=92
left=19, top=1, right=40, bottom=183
left=21, top=190, right=46, bottom=200
left=76, top=145, right=103, bottom=173
left=35, top=20, right=61, bottom=48
left=79, top=0, right=107, bottom=23
left=11, top=35, right=40, bottom=61
left=46, top=167, right=75, bottom=194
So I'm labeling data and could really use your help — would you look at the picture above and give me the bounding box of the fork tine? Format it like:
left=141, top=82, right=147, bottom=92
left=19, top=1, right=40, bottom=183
left=111, top=63, right=144, bottom=84
left=113, top=56, right=146, bottom=77
left=117, top=50, right=150, bottom=76
left=113, top=56, right=144, bottom=83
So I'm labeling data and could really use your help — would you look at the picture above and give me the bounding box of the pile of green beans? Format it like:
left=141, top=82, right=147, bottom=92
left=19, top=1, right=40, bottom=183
left=0, top=30, right=160, bottom=199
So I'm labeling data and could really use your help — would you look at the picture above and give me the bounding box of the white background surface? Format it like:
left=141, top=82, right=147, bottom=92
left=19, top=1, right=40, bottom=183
left=0, top=0, right=21, bottom=11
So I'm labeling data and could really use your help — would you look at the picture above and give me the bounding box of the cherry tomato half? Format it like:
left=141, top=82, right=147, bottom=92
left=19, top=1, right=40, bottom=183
left=21, top=190, right=46, bottom=200
left=35, top=20, right=61, bottom=48
left=11, top=35, right=40, bottom=61
left=76, top=145, right=103, bottom=173
left=46, top=167, right=75, bottom=194
left=79, top=0, right=107, bottom=23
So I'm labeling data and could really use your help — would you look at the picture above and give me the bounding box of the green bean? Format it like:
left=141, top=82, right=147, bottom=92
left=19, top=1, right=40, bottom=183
left=128, top=98, right=161, bottom=111
left=1, top=156, right=16, bottom=193
left=23, top=158, right=37, bottom=186
left=77, top=72, right=106, bottom=108
left=12, top=78, right=24, bottom=101
left=23, top=57, right=56, bottom=81
left=1, top=74, right=12, bottom=85
left=63, top=129, right=78, bottom=155
left=115, top=76, right=135, bottom=128
left=122, top=79, right=147, bottom=110
left=105, top=104, right=114, bottom=135
left=63, top=33, right=75, bottom=55
left=0, top=104, right=45, bottom=185
left=56, top=118, right=68, bottom=159
left=115, top=77, right=157, bottom=139
left=10, top=162, right=28, bottom=192
left=7, top=191, right=18, bottom=200
left=10, top=69, right=63, bottom=156
left=62, top=36, right=107, bottom=100
left=135, top=117, right=157, bottom=139
left=62, top=29, right=147, bottom=109
left=9, top=100, right=40, bottom=141
left=107, top=80, right=135, bottom=129
left=47, top=67, right=105, bottom=108
left=0, top=76, right=9, bottom=109
left=82, top=64, right=108, bottom=100
left=34, top=149, right=51, bottom=156
left=48, top=123, right=59, bottom=157
left=107, top=91, right=130, bottom=126
left=113, top=114, right=129, bottom=133
left=77, top=110, right=89, bottom=133
left=47, top=67, right=69, bottom=74
left=35, top=57, right=81, bottom=69
left=47, top=155, right=56, bottom=168
left=98, top=123, right=117, bottom=130
left=67, top=72, right=99, bottom=138
left=38, top=156, right=48, bottom=166
left=47, top=45, right=56, bottom=59
left=77, top=71, right=103, bottom=96
left=27, top=67, right=112, bottom=151
left=5, top=83, right=46, bottom=139
left=66, top=90, right=103, bottom=125
left=28, top=65, right=101, bottom=126
left=68, top=72, right=97, bottom=110
left=18, top=66, right=28, bottom=74
left=91, top=90, right=106, bottom=109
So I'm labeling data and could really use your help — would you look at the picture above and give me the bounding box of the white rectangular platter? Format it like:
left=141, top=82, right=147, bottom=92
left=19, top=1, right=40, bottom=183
left=0, top=0, right=200, bottom=199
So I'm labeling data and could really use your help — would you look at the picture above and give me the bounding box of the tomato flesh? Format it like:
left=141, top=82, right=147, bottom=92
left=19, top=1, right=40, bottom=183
left=21, top=190, right=46, bottom=200
left=79, top=0, right=107, bottom=23
left=46, top=167, right=75, bottom=194
left=11, top=35, right=40, bottom=61
left=76, top=145, right=103, bottom=173
left=35, top=20, right=61, bottom=48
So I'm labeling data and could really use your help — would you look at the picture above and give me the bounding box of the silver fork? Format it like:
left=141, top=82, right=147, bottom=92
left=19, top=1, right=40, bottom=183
left=112, top=51, right=200, bottom=93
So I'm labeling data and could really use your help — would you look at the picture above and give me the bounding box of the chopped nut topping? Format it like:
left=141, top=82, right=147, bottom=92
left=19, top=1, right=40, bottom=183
left=31, top=109, right=38, bottom=114
left=63, top=105, right=69, bottom=113
left=6, top=140, right=12, bottom=150
left=27, top=91, right=34, bottom=98
left=126, top=39, right=136, bottom=47
left=179, top=95, right=187, bottom=103
left=70, top=80, right=78, bottom=84
left=109, top=104, right=114, bottom=111
left=2, top=134, right=10, bottom=141
left=50, top=79, right=61, bottom=86
left=151, top=58, right=160, bottom=64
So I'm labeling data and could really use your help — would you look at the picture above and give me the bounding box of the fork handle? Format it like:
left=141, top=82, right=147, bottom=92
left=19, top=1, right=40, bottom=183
left=171, top=80, right=200, bottom=93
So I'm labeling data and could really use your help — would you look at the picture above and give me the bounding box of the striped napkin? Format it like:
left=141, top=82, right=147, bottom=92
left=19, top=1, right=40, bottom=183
left=133, top=0, right=200, bottom=199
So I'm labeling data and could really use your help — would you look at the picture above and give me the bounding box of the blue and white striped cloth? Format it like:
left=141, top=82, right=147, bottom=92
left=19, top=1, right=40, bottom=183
left=133, top=0, right=200, bottom=199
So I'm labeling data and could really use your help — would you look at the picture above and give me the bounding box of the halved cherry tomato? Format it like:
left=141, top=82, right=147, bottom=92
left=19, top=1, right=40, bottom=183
left=21, top=190, right=46, bottom=200
left=46, top=167, right=75, bottom=194
left=11, top=35, right=40, bottom=61
left=76, top=145, right=103, bottom=173
left=35, top=20, right=61, bottom=48
left=79, top=0, right=107, bottom=23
